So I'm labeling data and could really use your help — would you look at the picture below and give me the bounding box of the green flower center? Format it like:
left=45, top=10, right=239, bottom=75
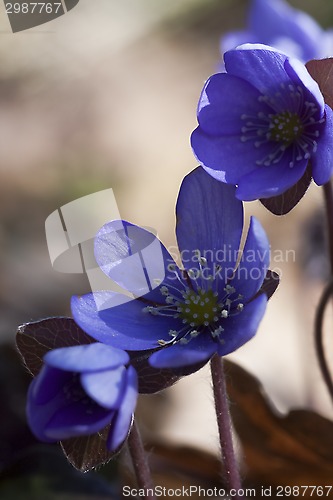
left=177, top=288, right=221, bottom=327
left=269, top=111, right=304, bottom=144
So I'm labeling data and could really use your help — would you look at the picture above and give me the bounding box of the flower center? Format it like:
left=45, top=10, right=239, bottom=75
left=240, top=83, right=324, bottom=168
left=142, top=263, right=244, bottom=347
left=63, top=374, right=99, bottom=415
left=177, top=288, right=220, bottom=327
left=269, top=111, right=303, bottom=144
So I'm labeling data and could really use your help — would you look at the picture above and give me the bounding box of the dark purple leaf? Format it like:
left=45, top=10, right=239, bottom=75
left=130, top=349, right=212, bottom=393
left=306, top=58, right=333, bottom=109
left=60, top=423, right=124, bottom=473
left=260, top=165, right=312, bottom=215
left=255, top=269, right=280, bottom=300
left=16, top=317, right=95, bottom=376
left=129, top=350, right=180, bottom=394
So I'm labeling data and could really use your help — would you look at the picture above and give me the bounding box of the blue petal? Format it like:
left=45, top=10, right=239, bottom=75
left=27, top=366, right=114, bottom=442
left=107, top=366, right=138, bottom=451
left=149, top=335, right=216, bottom=369
left=217, top=294, right=267, bottom=356
left=94, top=220, right=178, bottom=303
left=176, top=167, right=243, bottom=283
left=191, top=128, right=271, bottom=184
left=231, top=217, right=270, bottom=301
left=44, top=403, right=114, bottom=440
left=27, top=366, right=70, bottom=442
left=28, top=364, right=70, bottom=405
left=284, top=58, right=324, bottom=113
left=71, top=292, right=179, bottom=350
left=197, top=73, right=267, bottom=135
left=224, top=44, right=289, bottom=96
left=249, top=0, right=322, bottom=62
left=44, top=343, right=129, bottom=373
left=312, top=105, right=333, bottom=186
left=235, top=157, right=308, bottom=200
left=81, top=366, right=126, bottom=409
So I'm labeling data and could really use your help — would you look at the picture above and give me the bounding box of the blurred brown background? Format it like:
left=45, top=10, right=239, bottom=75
left=1, top=0, right=333, bottom=459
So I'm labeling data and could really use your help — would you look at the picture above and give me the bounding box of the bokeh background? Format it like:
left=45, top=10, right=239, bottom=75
left=1, top=0, right=333, bottom=497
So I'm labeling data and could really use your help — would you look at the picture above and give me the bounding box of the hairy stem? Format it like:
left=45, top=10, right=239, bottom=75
left=317, top=181, right=333, bottom=402
left=127, top=418, right=156, bottom=499
left=323, top=181, right=333, bottom=273
left=210, top=354, right=242, bottom=497
left=314, top=278, right=333, bottom=402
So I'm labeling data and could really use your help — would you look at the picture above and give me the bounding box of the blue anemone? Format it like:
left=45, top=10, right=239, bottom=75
left=191, top=44, right=333, bottom=201
left=27, top=343, right=137, bottom=451
left=72, top=167, right=273, bottom=371
left=221, top=0, right=333, bottom=62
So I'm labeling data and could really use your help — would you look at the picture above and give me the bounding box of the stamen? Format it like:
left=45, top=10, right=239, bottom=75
left=241, top=84, right=322, bottom=166
left=146, top=273, right=245, bottom=348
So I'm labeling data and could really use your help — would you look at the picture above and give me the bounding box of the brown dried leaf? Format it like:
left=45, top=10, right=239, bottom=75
left=225, top=360, right=333, bottom=488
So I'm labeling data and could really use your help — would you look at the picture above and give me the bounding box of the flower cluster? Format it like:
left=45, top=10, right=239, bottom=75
left=72, top=168, right=271, bottom=371
left=17, top=0, right=333, bottom=472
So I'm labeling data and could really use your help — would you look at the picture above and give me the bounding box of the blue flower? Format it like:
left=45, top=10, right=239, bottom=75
left=71, top=167, right=274, bottom=371
left=221, top=0, right=333, bottom=62
left=27, top=342, right=138, bottom=452
left=191, top=44, right=333, bottom=201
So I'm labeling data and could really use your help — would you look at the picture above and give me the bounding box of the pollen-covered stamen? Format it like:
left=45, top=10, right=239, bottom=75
left=268, top=111, right=303, bottom=144
left=178, top=288, right=220, bottom=327
left=151, top=280, right=244, bottom=347
left=186, top=250, right=213, bottom=291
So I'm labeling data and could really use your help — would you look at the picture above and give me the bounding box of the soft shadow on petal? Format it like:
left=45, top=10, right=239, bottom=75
left=27, top=366, right=71, bottom=442
left=44, top=402, right=114, bottom=440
